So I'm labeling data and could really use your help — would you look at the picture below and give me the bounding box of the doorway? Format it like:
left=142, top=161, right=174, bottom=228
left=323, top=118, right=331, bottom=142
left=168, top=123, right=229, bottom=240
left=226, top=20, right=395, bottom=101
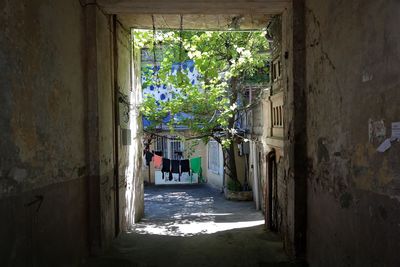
left=266, top=150, right=278, bottom=231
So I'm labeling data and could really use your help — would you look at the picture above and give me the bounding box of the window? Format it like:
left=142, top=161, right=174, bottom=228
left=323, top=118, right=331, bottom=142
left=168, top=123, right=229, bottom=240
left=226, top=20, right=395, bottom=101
left=208, top=140, right=220, bottom=173
left=154, top=136, right=168, bottom=158
left=272, top=104, right=283, bottom=127
left=169, top=140, right=183, bottom=160
left=271, top=59, right=281, bottom=82
left=153, top=136, right=184, bottom=159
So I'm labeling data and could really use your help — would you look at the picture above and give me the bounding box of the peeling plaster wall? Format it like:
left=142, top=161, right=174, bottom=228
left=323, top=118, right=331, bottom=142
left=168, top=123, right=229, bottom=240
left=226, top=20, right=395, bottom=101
left=282, top=5, right=299, bottom=257
left=115, top=21, right=134, bottom=231
left=0, top=0, right=88, bottom=265
left=96, top=9, right=116, bottom=248
left=129, top=45, right=145, bottom=224
left=0, top=2, right=138, bottom=263
left=305, top=0, right=400, bottom=266
left=113, top=24, right=144, bottom=229
left=0, top=0, right=86, bottom=197
left=116, top=35, right=144, bottom=228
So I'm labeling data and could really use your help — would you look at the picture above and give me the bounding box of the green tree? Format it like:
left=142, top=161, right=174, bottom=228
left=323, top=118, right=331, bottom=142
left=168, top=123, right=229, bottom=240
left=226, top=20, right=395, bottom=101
left=135, top=29, right=269, bottom=189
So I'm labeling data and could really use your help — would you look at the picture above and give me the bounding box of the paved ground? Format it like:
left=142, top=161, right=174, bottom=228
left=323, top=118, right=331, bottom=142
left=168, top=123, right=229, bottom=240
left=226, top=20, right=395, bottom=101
left=84, top=185, right=300, bottom=267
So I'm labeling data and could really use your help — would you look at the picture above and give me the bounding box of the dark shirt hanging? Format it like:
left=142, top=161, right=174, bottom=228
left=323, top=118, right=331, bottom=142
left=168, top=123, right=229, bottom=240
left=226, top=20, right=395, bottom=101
left=171, top=160, right=180, bottom=181
left=145, top=151, right=153, bottom=166
left=180, top=159, right=190, bottom=176
left=171, top=160, right=180, bottom=173
left=161, top=158, right=170, bottom=180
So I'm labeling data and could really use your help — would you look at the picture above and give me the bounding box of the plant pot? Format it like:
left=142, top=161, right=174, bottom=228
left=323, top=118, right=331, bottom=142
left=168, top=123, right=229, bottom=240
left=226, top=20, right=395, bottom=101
left=224, top=188, right=253, bottom=201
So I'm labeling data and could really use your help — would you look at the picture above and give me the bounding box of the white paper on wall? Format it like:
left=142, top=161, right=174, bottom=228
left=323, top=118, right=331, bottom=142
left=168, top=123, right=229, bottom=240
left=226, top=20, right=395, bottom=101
left=391, top=122, right=400, bottom=139
left=377, top=138, right=391, bottom=153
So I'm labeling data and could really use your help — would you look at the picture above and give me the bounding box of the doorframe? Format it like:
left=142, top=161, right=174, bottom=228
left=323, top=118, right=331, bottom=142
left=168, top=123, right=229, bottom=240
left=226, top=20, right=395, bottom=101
left=112, top=15, right=120, bottom=237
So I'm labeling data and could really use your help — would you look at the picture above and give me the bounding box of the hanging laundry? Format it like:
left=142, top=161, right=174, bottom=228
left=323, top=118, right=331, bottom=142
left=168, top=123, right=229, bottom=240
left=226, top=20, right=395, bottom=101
left=190, top=157, right=202, bottom=182
left=153, top=155, right=163, bottom=169
left=180, top=159, right=190, bottom=175
left=154, top=151, right=163, bottom=156
left=145, top=151, right=154, bottom=166
left=174, top=151, right=183, bottom=159
left=161, top=158, right=171, bottom=180
left=171, top=160, right=180, bottom=181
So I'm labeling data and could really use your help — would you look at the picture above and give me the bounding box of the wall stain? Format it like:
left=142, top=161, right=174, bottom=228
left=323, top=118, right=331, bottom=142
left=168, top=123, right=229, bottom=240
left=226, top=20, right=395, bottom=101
left=339, top=192, right=353, bottom=209
left=377, top=159, right=392, bottom=186
left=378, top=205, right=387, bottom=220
left=317, top=138, right=329, bottom=163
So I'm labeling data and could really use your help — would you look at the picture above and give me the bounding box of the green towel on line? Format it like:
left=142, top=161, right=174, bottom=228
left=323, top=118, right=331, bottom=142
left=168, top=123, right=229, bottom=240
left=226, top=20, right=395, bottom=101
left=190, top=157, right=203, bottom=183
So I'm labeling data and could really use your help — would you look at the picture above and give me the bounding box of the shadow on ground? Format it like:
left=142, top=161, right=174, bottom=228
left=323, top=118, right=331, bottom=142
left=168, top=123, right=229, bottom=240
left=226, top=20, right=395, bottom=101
left=83, top=185, right=301, bottom=267
left=132, top=184, right=265, bottom=236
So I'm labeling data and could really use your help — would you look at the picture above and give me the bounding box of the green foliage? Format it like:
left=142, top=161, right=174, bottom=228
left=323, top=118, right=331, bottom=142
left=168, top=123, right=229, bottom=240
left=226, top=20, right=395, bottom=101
left=134, top=29, right=269, bottom=144
left=227, top=179, right=242, bottom=192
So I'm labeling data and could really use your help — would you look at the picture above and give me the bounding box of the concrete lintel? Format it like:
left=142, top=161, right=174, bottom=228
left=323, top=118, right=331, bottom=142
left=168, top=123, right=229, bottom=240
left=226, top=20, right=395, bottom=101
left=98, top=0, right=290, bottom=15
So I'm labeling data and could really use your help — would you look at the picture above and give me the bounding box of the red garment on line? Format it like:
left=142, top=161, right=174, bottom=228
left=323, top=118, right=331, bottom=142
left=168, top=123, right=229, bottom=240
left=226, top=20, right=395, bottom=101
left=153, top=155, right=163, bottom=169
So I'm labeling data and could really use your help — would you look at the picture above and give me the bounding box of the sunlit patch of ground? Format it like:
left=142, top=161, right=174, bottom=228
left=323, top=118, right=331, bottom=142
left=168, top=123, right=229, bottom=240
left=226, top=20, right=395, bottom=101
left=129, top=185, right=264, bottom=236
left=84, top=185, right=301, bottom=267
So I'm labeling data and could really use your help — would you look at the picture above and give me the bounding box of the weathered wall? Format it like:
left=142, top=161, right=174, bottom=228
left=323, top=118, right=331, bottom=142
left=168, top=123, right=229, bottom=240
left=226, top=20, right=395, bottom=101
left=0, top=2, right=139, bottom=264
left=248, top=88, right=272, bottom=211
left=96, top=8, right=117, bottom=249
left=305, top=1, right=400, bottom=266
left=0, top=0, right=88, bottom=265
left=204, top=142, right=224, bottom=190
left=205, top=142, right=245, bottom=190
left=127, top=45, right=145, bottom=224
left=97, top=12, right=144, bottom=233
left=281, top=1, right=308, bottom=258
left=281, top=6, right=293, bottom=254
left=115, top=20, right=136, bottom=231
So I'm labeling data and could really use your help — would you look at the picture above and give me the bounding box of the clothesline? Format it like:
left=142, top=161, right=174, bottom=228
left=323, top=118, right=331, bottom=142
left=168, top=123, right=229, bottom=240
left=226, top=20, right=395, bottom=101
left=144, top=151, right=189, bottom=163
left=144, top=129, right=213, bottom=141
left=144, top=151, right=203, bottom=182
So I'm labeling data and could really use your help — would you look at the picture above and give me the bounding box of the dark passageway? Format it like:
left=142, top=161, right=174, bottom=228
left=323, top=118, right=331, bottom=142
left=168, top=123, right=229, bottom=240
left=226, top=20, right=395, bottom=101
left=85, top=185, right=300, bottom=267
left=2, top=1, right=400, bottom=266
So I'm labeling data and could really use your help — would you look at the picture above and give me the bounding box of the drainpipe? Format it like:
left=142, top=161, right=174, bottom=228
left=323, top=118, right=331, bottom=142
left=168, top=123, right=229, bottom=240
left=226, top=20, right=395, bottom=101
left=251, top=141, right=260, bottom=210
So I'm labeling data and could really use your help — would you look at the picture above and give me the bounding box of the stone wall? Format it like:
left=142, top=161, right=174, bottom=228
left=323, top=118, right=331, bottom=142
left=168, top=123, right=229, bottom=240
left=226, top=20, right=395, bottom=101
left=304, top=0, right=400, bottom=266
left=0, top=0, right=88, bottom=265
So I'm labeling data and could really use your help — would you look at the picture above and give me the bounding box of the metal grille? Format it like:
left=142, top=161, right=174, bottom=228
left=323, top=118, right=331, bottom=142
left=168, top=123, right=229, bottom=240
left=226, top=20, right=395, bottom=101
left=272, top=105, right=283, bottom=127
left=154, top=136, right=168, bottom=158
left=169, top=140, right=183, bottom=160
left=153, top=136, right=184, bottom=159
